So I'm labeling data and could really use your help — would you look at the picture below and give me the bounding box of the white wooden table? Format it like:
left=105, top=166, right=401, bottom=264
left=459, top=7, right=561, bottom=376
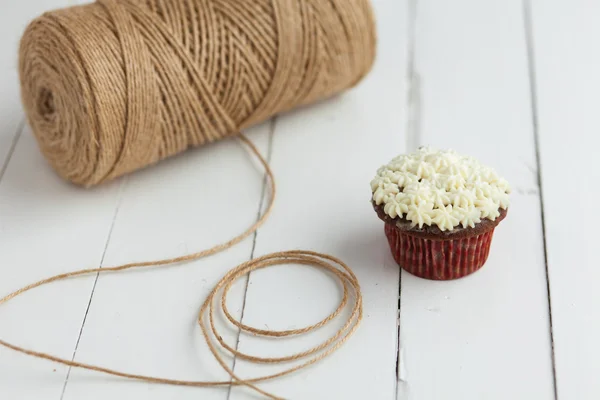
left=1, top=1, right=597, bottom=399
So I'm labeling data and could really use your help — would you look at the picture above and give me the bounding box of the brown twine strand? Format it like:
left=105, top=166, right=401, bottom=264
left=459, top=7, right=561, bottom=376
left=18, top=0, right=376, bottom=187
left=11, top=0, right=374, bottom=396
left=0, top=134, right=363, bottom=400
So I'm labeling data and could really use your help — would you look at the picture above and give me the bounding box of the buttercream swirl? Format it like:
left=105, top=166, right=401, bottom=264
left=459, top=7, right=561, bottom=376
left=371, top=147, right=511, bottom=231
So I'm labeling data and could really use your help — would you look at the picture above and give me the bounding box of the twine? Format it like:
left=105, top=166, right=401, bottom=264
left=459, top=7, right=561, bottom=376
left=0, top=135, right=363, bottom=400
left=18, top=0, right=376, bottom=187
left=9, top=1, right=375, bottom=396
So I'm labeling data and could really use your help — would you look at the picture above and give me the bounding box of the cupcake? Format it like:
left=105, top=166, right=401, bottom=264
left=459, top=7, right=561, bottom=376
left=371, top=147, right=510, bottom=280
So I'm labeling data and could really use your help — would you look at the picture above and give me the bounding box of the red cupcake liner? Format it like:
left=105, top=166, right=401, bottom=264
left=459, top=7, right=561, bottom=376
left=384, top=223, right=495, bottom=280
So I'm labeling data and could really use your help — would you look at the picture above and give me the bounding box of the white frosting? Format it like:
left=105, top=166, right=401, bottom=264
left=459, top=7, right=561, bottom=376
left=371, top=147, right=511, bottom=231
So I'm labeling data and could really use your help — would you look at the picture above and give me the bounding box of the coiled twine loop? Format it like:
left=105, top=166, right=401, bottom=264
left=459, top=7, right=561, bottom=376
left=0, top=134, right=364, bottom=400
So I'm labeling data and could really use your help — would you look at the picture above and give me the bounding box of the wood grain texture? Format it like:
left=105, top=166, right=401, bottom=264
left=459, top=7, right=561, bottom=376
left=528, top=0, right=600, bottom=398
left=397, top=1, right=554, bottom=399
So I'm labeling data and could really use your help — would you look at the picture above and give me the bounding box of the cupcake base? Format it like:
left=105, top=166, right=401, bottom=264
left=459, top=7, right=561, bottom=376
left=384, top=222, right=495, bottom=280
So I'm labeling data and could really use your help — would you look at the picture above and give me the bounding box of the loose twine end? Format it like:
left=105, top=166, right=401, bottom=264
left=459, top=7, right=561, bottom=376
left=0, top=135, right=363, bottom=400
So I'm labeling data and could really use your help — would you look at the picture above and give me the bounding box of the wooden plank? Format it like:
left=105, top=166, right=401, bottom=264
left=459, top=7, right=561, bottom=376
left=527, top=0, right=600, bottom=398
left=397, top=1, right=555, bottom=399
left=0, top=2, right=123, bottom=400
left=60, top=125, right=272, bottom=400
left=0, top=129, right=121, bottom=400
left=228, top=1, right=407, bottom=398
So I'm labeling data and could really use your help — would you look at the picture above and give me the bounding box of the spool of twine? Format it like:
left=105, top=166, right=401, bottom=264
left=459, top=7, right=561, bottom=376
left=18, top=0, right=376, bottom=187
left=6, top=0, right=376, bottom=398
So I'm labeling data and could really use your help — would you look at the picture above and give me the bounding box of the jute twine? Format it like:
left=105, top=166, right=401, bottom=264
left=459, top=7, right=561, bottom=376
left=7, top=0, right=375, bottom=398
left=0, top=135, right=363, bottom=399
left=18, top=0, right=376, bottom=187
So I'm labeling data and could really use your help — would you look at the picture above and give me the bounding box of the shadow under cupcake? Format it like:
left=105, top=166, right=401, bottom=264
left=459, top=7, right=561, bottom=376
left=371, top=147, right=511, bottom=280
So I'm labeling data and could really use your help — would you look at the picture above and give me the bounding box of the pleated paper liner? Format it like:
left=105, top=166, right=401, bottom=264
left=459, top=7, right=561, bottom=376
left=384, top=223, right=496, bottom=280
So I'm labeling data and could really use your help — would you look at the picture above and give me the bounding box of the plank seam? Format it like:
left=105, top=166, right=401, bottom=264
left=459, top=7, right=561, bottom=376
left=59, top=178, right=128, bottom=400
left=405, top=0, right=421, bottom=153
left=522, top=1, right=558, bottom=399
left=226, top=118, right=276, bottom=399
left=0, top=119, right=25, bottom=186
left=397, top=1, right=419, bottom=397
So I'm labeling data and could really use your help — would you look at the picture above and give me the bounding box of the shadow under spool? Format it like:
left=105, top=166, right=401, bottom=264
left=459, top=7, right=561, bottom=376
left=18, top=0, right=377, bottom=187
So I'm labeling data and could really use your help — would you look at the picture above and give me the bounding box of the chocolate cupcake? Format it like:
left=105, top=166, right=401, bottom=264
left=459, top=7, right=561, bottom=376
left=371, top=147, right=510, bottom=280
